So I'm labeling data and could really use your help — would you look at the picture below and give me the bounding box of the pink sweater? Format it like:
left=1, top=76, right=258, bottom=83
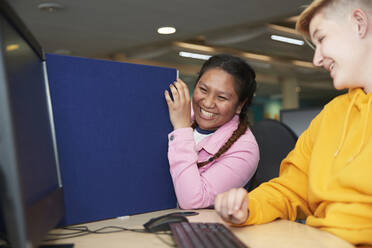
left=168, top=115, right=259, bottom=209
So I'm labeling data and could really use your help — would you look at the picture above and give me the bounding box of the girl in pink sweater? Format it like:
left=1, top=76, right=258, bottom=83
left=164, top=54, right=259, bottom=209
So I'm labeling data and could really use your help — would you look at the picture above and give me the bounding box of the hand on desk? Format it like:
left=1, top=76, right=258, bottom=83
left=215, top=187, right=249, bottom=224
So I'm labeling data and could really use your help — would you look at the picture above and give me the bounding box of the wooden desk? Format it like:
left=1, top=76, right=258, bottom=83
left=43, top=209, right=355, bottom=248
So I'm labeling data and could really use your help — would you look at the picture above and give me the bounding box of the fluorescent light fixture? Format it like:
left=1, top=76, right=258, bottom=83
left=38, top=2, right=64, bottom=12
left=292, top=60, right=314, bottom=68
left=270, top=35, right=304, bottom=46
left=157, top=27, right=176, bottom=34
left=174, top=42, right=215, bottom=52
left=179, top=51, right=211, bottom=60
left=6, top=44, right=19, bottom=51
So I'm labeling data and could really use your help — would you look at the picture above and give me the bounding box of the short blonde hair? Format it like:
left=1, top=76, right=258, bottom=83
left=296, top=0, right=334, bottom=38
left=296, top=0, right=372, bottom=38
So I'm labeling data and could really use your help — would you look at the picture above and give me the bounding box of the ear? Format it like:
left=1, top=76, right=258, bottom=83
left=235, top=99, right=248, bottom=115
left=351, top=9, right=369, bottom=38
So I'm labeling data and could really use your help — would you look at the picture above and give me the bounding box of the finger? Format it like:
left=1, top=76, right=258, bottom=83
left=164, top=90, right=173, bottom=106
left=174, top=81, right=185, bottom=104
left=231, top=189, right=249, bottom=223
left=242, top=195, right=248, bottom=209
left=176, top=78, right=184, bottom=84
left=180, top=80, right=190, bottom=103
left=233, top=188, right=248, bottom=212
left=227, top=188, right=238, bottom=216
left=169, top=84, right=179, bottom=103
left=231, top=198, right=248, bottom=224
left=240, top=197, right=249, bottom=215
left=175, top=78, right=190, bottom=103
left=220, top=189, right=236, bottom=220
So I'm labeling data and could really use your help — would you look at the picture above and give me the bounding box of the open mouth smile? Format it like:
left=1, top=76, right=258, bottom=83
left=199, top=108, right=216, bottom=120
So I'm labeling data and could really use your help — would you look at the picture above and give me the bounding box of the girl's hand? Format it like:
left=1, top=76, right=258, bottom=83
left=215, top=188, right=249, bottom=224
left=164, top=78, right=191, bottom=130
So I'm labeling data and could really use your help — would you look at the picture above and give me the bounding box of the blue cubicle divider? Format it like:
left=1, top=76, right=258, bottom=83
left=46, top=54, right=178, bottom=225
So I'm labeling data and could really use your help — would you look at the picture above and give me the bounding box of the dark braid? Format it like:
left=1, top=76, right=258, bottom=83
left=192, top=54, right=256, bottom=168
left=191, top=120, right=197, bottom=129
left=197, top=120, right=248, bottom=168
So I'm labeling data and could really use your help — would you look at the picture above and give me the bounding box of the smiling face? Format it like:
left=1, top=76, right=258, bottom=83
left=192, top=68, right=243, bottom=131
left=309, top=10, right=369, bottom=91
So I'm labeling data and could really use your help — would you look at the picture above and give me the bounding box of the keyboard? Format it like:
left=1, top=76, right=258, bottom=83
left=169, top=222, right=248, bottom=248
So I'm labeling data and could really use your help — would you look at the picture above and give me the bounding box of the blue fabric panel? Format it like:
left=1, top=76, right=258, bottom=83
left=46, top=54, right=177, bottom=225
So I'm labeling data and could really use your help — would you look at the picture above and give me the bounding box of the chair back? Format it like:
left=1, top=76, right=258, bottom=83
left=246, top=119, right=297, bottom=191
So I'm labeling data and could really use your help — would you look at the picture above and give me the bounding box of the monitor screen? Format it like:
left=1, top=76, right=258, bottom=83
left=280, top=108, right=322, bottom=137
left=0, top=1, right=64, bottom=247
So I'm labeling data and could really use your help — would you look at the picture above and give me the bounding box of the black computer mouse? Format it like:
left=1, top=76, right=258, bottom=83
left=143, top=213, right=189, bottom=233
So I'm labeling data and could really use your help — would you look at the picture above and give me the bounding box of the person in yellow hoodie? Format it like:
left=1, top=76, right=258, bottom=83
left=214, top=0, right=372, bottom=246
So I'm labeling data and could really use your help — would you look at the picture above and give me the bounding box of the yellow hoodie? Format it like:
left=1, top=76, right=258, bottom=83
left=244, top=88, right=372, bottom=245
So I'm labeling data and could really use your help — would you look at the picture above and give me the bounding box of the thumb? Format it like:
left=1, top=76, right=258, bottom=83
left=241, top=196, right=248, bottom=211
left=232, top=197, right=249, bottom=224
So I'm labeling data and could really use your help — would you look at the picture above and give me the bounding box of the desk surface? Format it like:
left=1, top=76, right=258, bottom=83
left=43, top=208, right=354, bottom=248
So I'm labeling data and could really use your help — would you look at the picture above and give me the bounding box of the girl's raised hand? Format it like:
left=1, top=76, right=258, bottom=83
left=164, top=78, right=191, bottom=130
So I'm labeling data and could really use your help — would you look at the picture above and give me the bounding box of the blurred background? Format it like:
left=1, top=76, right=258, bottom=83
left=9, top=0, right=345, bottom=122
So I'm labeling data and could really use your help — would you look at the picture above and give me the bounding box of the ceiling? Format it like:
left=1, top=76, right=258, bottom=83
left=9, top=0, right=341, bottom=103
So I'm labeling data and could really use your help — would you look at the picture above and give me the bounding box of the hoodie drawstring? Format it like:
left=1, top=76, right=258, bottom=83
left=334, top=91, right=372, bottom=162
left=348, top=96, right=372, bottom=162
left=334, top=93, right=358, bottom=157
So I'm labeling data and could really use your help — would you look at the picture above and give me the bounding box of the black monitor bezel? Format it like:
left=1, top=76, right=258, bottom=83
left=0, top=0, right=64, bottom=246
left=0, top=0, right=44, bottom=60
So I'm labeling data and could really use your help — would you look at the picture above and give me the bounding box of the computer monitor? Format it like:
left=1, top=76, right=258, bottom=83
left=280, top=108, right=322, bottom=137
left=0, top=1, right=64, bottom=247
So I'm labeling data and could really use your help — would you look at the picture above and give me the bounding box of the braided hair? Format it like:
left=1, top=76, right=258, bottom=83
left=193, top=54, right=257, bottom=168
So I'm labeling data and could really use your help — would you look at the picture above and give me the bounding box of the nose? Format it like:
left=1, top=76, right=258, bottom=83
left=312, top=47, right=323, bottom=67
left=203, top=94, right=215, bottom=108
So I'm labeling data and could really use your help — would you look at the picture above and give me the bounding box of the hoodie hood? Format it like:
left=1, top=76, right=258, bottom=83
left=334, top=88, right=372, bottom=161
left=347, top=88, right=372, bottom=110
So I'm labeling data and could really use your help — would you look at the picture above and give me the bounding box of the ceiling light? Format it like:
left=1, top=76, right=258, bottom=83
left=292, top=60, right=314, bottom=68
left=157, top=27, right=176, bottom=35
left=241, top=52, right=271, bottom=62
left=270, top=35, right=304, bottom=46
left=173, top=42, right=215, bottom=53
left=179, top=51, right=211, bottom=60
left=6, top=44, right=19, bottom=52
left=38, top=3, right=64, bottom=12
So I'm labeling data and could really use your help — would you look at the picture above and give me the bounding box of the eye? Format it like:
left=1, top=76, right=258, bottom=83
left=218, top=96, right=228, bottom=101
left=318, top=36, right=325, bottom=43
left=199, top=86, right=207, bottom=93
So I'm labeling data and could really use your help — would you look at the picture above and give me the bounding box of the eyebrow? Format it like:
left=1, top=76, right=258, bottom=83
left=198, top=81, right=208, bottom=89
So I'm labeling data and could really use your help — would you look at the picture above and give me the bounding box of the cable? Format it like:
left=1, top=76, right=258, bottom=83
left=44, top=225, right=172, bottom=242
left=154, top=233, right=177, bottom=247
left=44, top=231, right=91, bottom=242
left=91, top=226, right=148, bottom=234
left=62, top=226, right=89, bottom=231
left=48, top=226, right=88, bottom=236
